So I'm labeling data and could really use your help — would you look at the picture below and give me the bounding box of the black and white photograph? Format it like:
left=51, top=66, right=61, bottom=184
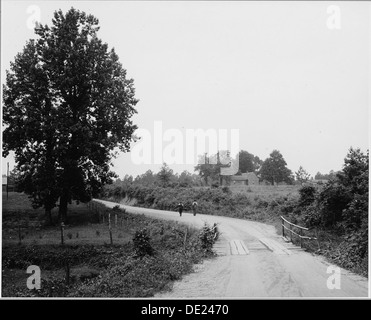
left=1, top=0, right=369, bottom=304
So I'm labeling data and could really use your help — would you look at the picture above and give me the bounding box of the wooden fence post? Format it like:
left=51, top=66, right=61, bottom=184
left=108, top=213, right=113, bottom=245
left=61, top=222, right=65, bottom=245
left=281, top=216, right=315, bottom=248
left=183, top=227, right=188, bottom=251
left=65, top=260, right=70, bottom=285
left=289, top=224, right=292, bottom=242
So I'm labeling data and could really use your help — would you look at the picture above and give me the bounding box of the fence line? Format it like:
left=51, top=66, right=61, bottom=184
left=281, top=216, right=317, bottom=248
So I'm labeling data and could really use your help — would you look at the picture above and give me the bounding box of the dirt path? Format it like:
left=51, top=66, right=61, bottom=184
left=95, top=199, right=369, bottom=298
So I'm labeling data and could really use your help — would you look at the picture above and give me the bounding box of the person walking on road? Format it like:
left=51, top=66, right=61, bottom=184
left=192, top=200, right=198, bottom=216
left=176, top=202, right=184, bottom=217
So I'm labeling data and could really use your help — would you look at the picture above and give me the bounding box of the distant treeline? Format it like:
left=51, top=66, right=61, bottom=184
left=110, top=149, right=341, bottom=189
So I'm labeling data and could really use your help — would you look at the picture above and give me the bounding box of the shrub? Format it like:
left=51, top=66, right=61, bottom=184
left=302, top=204, right=322, bottom=228
left=318, top=181, right=351, bottom=227
left=255, top=198, right=269, bottom=209
left=198, top=223, right=219, bottom=252
left=221, top=186, right=231, bottom=194
left=112, top=205, right=121, bottom=212
left=132, top=228, right=154, bottom=257
left=298, top=185, right=317, bottom=206
left=342, top=193, right=368, bottom=230
left=279, top=197, right=298, bottom=215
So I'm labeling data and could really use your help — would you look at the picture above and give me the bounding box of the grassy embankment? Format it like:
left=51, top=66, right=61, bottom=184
left=2, top=192, right=217, bottom=297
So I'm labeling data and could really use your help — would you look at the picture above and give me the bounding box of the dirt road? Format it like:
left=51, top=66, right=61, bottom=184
left=96, top=199, right=369, bottom=298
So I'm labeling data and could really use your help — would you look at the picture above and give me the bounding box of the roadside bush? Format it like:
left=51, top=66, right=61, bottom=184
left=302, top=203, right=322, bottom=228
left=198, top=223, right=219, bottom=253
left=255, top=198, right=269, bottom=209
left=317, top=181, right=351, bottom=228
left=221, top=186, right=231, bottom=194
left=342, top=193, right=368, bottom=231
left=278, top=197, right=299, bottom=215
left=132, top=228, right=154, bottom=257
left=112, top=205, right=122, bottom=212
left=298, top=185, right=317, bottom=206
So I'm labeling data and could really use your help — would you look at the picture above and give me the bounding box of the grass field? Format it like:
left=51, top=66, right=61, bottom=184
left=2, top=192, right=142, bottom=246
left=2, top=192, right=215, bottom=297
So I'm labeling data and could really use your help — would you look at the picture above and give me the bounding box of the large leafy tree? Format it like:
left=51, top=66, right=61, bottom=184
left=237, top=150, right=262, bottom=174
left=3, top=8, right=138, bottom=223
left=259, top=150, right=293, bottom=185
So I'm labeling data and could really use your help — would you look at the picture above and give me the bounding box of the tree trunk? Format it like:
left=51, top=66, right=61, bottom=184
left=59, top=190, right=69, bottom=223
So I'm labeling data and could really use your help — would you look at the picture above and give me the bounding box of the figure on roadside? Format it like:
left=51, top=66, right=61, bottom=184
left=176, top=202, right=184, bottom=217
left=192, top=200, right=198, bottom=216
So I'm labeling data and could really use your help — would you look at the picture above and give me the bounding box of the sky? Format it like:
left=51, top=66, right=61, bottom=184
left=1, top=1, right=370, bottom=179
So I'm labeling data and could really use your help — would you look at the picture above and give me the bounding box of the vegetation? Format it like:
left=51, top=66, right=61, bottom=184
left=198, top=223, right=220, bottom=253
left=2, top=8, right=138, bottom=223
left=237, top=150, right=263, bottom=174
left=295, top=166, right=311, bottom=185
left=2, top=192, right=217, bottom=297
left=260, top=150, right=294, bottom=185
left=278, top=148, right=368, bottom=276
left=102, top=147, right=368, bottom=277
left=314, top=170, right=338, bottom=180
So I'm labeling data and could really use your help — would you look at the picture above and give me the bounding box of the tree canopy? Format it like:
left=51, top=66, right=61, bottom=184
left=259, top=150, right=293, bottom=185
left=295, top=166, right=311, bottom=185
left=237, top=150, right=262, bottom=174
left=3, top=8, right=138, bottom=223
left=157, top=163, right=174, bottom=187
